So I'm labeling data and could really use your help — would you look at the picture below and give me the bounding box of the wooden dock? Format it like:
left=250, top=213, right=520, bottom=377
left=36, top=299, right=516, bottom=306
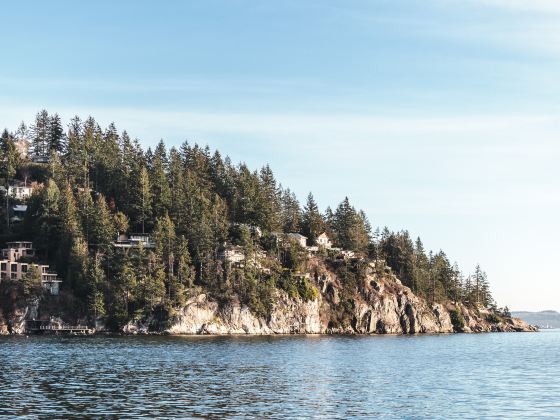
left=26, top=320, right=94, bottom=335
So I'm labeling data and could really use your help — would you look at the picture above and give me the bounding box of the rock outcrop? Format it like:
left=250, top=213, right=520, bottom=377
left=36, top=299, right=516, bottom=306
left=1, top=261, right=537, bottom=335
left=123, top=269, right=535, bottom=335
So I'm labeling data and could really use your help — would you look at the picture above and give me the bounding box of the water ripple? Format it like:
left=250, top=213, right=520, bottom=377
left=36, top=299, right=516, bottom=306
left=0, top=332, right=559, bottom=418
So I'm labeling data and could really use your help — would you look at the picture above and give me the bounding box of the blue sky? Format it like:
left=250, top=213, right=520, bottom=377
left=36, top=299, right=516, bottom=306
left=1, top=0, right=559, bottom=311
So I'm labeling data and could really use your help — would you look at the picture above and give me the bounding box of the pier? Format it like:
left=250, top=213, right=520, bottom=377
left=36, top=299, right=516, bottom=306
left=25, top=320, right=94, bottom=335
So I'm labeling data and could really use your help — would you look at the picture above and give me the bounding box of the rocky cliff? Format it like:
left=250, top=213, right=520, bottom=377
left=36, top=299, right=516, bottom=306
left=124, top=265, right=536, bottom=335
left=1, top=261, right=536, bottom=335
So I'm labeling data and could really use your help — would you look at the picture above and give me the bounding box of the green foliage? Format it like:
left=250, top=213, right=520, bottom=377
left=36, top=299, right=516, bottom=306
left=21, top=265, right=42, bottom=297
left=485, top=313, right=503, bottom=324
left=328, top=197, right=370, bottom=252
left=276, top=272, right=318, bottom=302
left=0, top=110, right=501, bottom=331
left=301, top=193, right=325, bottom=244
left=449, top=308, right=465, bottom=330
left=282, top=241, right=307, bottom=272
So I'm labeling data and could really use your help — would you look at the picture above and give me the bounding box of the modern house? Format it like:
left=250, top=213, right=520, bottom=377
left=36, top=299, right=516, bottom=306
left=113, top=233, right=155, bottom=249
left=31, top=155, right=50, bottom=164
left=1, top=241, right=35, bottom=261
left=0, top=242, right=62, bottom=295
left=218, top=243, right=245, bottom=264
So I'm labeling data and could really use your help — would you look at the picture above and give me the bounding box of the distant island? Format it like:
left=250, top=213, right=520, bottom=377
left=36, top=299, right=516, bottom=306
left=512, top=311, right=560, bottom=329
left=0, top=110, right=535, bottom=335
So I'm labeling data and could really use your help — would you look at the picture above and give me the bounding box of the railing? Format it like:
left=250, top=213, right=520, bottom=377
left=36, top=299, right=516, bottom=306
left=39, top=325, right=89, bottom=331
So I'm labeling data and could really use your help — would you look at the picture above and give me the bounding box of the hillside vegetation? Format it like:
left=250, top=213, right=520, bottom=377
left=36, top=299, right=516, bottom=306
left=0, top=110, right=512, bottom=331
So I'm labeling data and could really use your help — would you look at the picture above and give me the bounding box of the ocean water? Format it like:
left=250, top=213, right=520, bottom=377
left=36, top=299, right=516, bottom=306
left=0, top=330, right=558, bottom=419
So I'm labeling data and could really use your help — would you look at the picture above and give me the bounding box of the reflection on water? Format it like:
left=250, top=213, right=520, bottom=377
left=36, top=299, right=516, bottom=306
left=0, top=331, right=559, bottom=418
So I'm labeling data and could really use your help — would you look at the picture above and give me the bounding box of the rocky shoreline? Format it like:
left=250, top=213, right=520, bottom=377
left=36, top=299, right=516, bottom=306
left=1, top=266, right=537, bottom=336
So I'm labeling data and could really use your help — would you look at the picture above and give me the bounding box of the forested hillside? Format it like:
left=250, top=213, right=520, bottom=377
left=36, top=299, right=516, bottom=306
left=0, top=110, right=508, bottom=330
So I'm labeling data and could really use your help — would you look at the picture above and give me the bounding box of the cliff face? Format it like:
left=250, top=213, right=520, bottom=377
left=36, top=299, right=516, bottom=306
left=123, top=268, right=535, bottom=335
left=1, top=262, right=536, bottom=335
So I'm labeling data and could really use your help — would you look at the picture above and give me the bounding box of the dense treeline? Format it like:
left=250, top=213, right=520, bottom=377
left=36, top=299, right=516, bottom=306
left=0, top=110, right=498, bottom=327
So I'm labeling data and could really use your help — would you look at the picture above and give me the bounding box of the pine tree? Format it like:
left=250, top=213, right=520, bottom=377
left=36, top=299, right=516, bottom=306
left=257, top=164, right=281, bottom=232
left=90, top=194, right=115, bottom=253
left=152, top=213, right=176, bottom=298
left=168, top=147, right=187, bottom=232
left=175, top=235, right=194, bottom=293
left=56, top=183, right=83, bottom=271
left=31, top=109, right=50, bottom=157
left=302, top=193, right=325, bottom=244
left=67, top=237, right=89, bottom=298
left=138, top=166, right=151, bottom=233
left=1, top=130, right=18, bottom=231
left=280, top=188, right=301, bottom=233
left=149, top=140, right=171, bottom=218
left=48, top=113, right=65, bottom=153
left=144, top=253, right=166, bottom=308
left=473, top=264, right=486, bottom=307
left=86, top=253, right=106, bottom=319
left=332, top=197, right=369, bottom=251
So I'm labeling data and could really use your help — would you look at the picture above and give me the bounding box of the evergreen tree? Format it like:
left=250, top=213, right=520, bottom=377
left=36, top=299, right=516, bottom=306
left=257, top=164, right=281, bottom=231
left=48, top=113, right=65, bottom=153
left=149, top=140, right=171, bottom=218
left=280, top=188, right=301, bottom=233
left=31, top=109, right=50, bottom=157
left=90, top=194, right=115, bottom=253
left=86, top=253, right=106, bottom=319
left=302, top=193, right=325, bottom=244
left=331, top=197, right=369, bottom=251
left=1, top=130, right=18, bottom=231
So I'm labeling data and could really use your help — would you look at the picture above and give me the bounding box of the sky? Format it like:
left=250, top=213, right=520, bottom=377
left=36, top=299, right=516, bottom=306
left=1, top=0, right=559, bottom=311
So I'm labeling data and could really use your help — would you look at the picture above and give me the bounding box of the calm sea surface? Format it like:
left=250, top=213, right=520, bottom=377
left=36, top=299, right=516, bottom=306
left=0, top=330, right=558, bottom=419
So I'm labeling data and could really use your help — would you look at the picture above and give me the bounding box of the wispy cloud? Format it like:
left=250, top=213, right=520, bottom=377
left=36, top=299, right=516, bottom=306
left=1, top=104, right=557, bottom=143
left=471, top=0, right=560, bottom=13
left=0, top=103, right=559, bottom=144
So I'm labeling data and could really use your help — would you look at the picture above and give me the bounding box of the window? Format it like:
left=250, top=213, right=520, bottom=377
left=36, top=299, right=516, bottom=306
left=1, top=263, right=6, bottom=271
left=10, top=273, right=16, bottom=279
left=11, top=264, right=17, bottom=272
left=21, top=265, right=27, bottom=273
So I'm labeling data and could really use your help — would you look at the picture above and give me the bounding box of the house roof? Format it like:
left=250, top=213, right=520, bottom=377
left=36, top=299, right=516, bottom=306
left=287, top=233, right=307, bottom=240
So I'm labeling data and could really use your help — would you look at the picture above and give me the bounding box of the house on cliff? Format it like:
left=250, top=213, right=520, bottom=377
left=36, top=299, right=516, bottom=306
left=0, top=241, right=62, bottom=295
left=218, top=244, right=245, bottom=265
left=113, top=233, right=155, bottom=249
left=316, top=232, right=333, bottom=249
left=0, top=180, right=37, bottom=200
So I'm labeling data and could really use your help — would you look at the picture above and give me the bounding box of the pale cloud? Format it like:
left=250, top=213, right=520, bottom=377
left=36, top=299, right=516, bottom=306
left=1, top=104, right=555, bottom=139
left=472, top=0, right=560, bottom=13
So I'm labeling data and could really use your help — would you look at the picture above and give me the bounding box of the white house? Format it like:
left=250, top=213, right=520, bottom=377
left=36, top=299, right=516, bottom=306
left=316, top=232, right=333, bottom=249
left=1, top=182, right=34, bottom=200
left=286, top=233, right=308, bottom=247
left=113, top=233, right=155, bottom=249
left=218, top=244, right=245, bottom=264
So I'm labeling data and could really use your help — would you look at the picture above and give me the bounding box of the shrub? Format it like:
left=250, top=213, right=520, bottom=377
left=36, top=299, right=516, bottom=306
left=485, top=313, right=503, bottom=324
left=449, top=308, right=465, bottom=330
